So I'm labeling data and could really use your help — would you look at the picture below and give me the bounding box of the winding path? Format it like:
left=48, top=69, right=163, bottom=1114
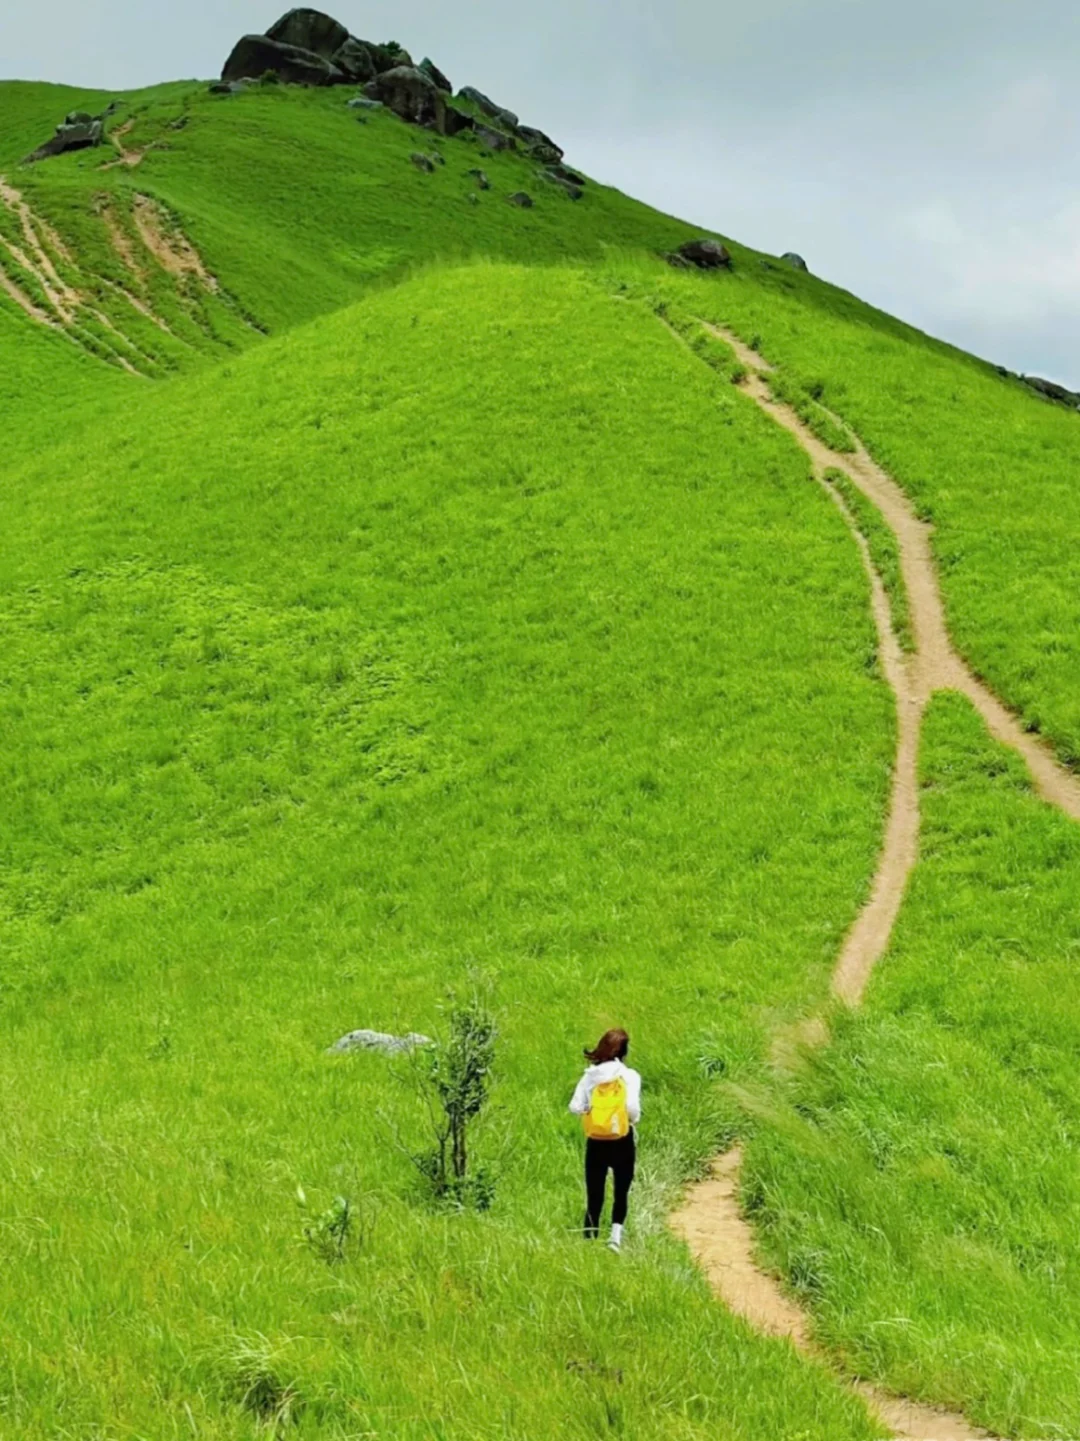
left=670, top=326, right=1080, bottom=1441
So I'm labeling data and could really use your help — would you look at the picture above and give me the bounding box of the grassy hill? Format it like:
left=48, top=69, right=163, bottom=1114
left=3, top=53, right=1080, bottom=1440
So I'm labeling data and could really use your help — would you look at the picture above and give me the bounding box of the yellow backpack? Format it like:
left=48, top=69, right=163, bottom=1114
left=583, top=1077, right=630, bottom=1140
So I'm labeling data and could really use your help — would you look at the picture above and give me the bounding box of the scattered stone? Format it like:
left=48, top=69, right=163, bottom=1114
left=410, top=151, right=437, bottom=172
left=25, top=110, right=106, bottom=163
left=420, top=57, right=453, bottom=93
left=266, top=7, right=349, bottom=57
left=474, top=122, right=517, bottom=152
left=328, top=1029, right=432, bottom=1056
left=467, top=193, right=481, bottom=206
left=347, top=97, right=383, bottom=111
left=508, top=191, right=534, bottom=208
left=782, top=252, right=808, bottom=272
left=677, top=238, right=733, bottom=270
left=222, top=34, right=342, bottom=86
left=208, top=78, right=253, bottom=95
left=468, top=167, right=491, bottom=190
left=331, top=37, right=377, bottom=83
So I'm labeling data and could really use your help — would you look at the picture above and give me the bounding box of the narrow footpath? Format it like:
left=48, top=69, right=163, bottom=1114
left=671, top=326, right=1080, bottom=1441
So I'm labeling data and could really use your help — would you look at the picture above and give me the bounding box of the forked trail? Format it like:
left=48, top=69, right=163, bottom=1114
left=671, top=326, right=1080, bottom=1441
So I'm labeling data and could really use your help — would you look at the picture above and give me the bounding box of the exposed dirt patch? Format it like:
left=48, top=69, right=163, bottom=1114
left=132, top=194, right=218, bottom=291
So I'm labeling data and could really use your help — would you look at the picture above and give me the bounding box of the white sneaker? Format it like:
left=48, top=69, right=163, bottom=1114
left=607, top=1236, right=622, bottom=1254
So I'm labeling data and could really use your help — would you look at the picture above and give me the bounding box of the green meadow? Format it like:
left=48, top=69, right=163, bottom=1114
left=2, top=59, right=1080, bottom=1440
left=1, top=263, right=893, bottom=1436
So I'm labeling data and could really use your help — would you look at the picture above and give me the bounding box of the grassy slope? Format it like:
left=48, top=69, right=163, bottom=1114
left=747, top=693, right=1080, bottom=1438
left=0, top=264, right=892, bottom=1438
left=639, top=261, right=1080, bottom=768
left=6, top=62, right=1080, bottom=1440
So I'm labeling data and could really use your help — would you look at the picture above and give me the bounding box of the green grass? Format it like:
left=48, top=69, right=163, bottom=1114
left=825, top=469, right=915, bottom=652
left=632, top=256, right=1080, bottom=769
left=0, top=262, right=894, bottom=1437
left=745, top=691, right=1080, bottom=1438
left=7, top=53, right=1080, bottom=1440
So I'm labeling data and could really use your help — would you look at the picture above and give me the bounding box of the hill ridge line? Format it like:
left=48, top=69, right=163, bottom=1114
left=671, top=322, right=1080, bottom=1441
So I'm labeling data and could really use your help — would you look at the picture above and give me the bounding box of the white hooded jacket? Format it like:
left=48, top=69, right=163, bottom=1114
left=568, top=1059, right=642, bottom=1126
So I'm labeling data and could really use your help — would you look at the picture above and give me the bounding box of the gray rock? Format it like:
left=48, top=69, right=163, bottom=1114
left=332, top=37, right=377, bottom=83
left=474, top=122, right=517, bottom=152
left=420, top=57, right=453, bottom=93
left=347, top=97, right=384, bottom=110
left=363, top=65, right=444, bottom=129
left=518, top=126, right=564, bottom=161
left=468, top=167, right=491, bottom=190
left=265, top=8, right=349, bottom=58
left=410, top=151, right=437, bottom=172
left=782, top=252, right=809, bottom=272
left=676, top=238, right=732, bottom=270
left=542, top=170, right=583, bottom=200
left=25, top=112, right=106, bottom=163
left=222, top=33, right=342, bottom=86
left=328, top=1029, right=432, bottom=1056
left=508, top=191, right=534, bottom=208
left=209, top=78, right=253, bottom=95
left=458, top=85, right=517, bottom=129
left=546, top=162, right=586, bottom=187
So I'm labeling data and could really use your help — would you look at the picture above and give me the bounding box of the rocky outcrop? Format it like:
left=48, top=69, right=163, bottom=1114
left=459, top=86, right=519, bottom=131
left=474, top=122, right=517, bottom=152
left=420, top=58, right=452, bottom=93
left=266, top=7, right=348, bottom=56
left=222, top=34, right=342, bottom=85
left=25, top=109, right=112, bottom=163
left=216, top=10, right=584, bottom=178
left=332, top=37, right=378, bottom=83
left=363, top=66, right=447, bottom=130
left=782, top=252, right=808, bottom=271
left=1020, top=375, right=1080, bottom=410
left=508, top=192, right=534, bottom=208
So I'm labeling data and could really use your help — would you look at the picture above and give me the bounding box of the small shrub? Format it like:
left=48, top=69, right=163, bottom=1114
left=395, top=993, right=498, bottom=1209
left=295, top=1188, right=367, bottom=1264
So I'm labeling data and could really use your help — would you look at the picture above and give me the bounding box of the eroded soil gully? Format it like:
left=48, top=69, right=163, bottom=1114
left=672, top=326, right=1080, bottom=1441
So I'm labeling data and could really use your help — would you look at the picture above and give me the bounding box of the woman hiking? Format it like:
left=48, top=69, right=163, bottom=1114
left=569, top=1028, right=641, bottom=1252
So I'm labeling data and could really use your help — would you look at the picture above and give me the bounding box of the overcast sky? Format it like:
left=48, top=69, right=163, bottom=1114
left=4, top=1, right=1078, bottom=386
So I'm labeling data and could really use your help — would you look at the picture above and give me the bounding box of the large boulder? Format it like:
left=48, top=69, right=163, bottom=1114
left=782, top=251, right=808, bottom=272
left=420, top=57, right=452, bottom=93
left=265, top=8, right=348, bottom=58
left=459, top=85, right=518, bottom=130
left=475, top=122, right=517, bottom=152
left=222, top=33, right=342, bottom=85
left=26, top=110, right=105, bottom=163
left=363, top=65, right=443, bottom=128
left=677, top=238, right=732, bottom=270
left=331, top=37, right=377, bottom=83
left=518, top=125, right=564, bottom=162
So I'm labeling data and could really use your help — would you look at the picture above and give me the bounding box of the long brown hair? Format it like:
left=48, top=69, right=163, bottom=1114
left=584, top=1028, right=629, bottom=1064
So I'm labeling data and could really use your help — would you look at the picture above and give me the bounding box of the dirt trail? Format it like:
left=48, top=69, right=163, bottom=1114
left=671, top=324, right=1080, bottom=1441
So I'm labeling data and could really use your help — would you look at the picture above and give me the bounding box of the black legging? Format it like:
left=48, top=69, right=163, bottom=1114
left=584, top=1131, right=636, bottom=1238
